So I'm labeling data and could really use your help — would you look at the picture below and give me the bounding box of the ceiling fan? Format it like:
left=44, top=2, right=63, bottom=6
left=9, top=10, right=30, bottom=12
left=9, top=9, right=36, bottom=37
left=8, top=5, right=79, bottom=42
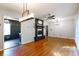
left=47, top=13, right=55, bottom=19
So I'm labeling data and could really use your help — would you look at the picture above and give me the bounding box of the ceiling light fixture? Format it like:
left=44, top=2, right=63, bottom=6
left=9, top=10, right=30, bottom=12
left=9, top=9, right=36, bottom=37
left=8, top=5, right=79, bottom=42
left=22, top=3, right=29, bottom=17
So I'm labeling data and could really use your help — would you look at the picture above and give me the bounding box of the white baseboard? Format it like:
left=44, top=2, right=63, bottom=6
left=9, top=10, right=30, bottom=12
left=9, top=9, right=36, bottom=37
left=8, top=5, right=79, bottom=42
left=48, top=36, right=74, bottom=40
left=21, top=39, right=34, bottom=44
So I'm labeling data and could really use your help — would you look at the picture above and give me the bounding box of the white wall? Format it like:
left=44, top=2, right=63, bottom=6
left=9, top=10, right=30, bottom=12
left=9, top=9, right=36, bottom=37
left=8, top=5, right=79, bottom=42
left=21, top=19, right=35, bottom=44
left=0, top=9, right=20, bottom=50
left=44, top=20, right=48, bottom=36
left=75, top=9, right=79, bottom=50
left=0, top=17, right=4, bottom=51
left=47, top=16, right=75, bottom=39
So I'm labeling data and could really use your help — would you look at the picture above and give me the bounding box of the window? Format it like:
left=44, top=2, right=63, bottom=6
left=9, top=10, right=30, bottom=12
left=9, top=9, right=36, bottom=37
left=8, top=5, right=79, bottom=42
left=4, top=22, right=10, bottom=35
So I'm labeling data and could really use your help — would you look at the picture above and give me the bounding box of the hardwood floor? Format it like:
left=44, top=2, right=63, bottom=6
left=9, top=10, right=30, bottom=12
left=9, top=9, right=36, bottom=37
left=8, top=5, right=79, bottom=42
left=0, top=37, right=78, bottom=56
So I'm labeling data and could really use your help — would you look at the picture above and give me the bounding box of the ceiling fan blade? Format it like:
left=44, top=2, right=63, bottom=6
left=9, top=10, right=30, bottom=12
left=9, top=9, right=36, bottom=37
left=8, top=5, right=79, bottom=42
left=52, top=17, right=55, bottom=19
left=48, top=17, right=55, bottom=19
left=51, top=15, right=55, bottom=17
left=48, top=15, right=55, bottom=18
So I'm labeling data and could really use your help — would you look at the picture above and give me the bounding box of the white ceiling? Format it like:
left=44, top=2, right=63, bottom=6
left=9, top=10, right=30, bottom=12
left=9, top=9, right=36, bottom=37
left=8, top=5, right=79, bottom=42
left=27, top=3, right=79, bottom=18
left=0, top=3, right=78, bottom=19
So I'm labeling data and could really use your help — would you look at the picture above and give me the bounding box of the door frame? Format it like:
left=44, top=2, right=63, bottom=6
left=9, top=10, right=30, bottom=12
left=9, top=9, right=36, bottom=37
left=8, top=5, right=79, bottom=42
left=3, top=18, right=21, bottom=50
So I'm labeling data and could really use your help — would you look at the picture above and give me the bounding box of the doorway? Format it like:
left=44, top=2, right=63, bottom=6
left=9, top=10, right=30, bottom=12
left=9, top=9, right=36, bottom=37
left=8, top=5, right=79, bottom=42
left=4, top=19, right=21, bottom=49
left=46, top=25, right=48, bottom=36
